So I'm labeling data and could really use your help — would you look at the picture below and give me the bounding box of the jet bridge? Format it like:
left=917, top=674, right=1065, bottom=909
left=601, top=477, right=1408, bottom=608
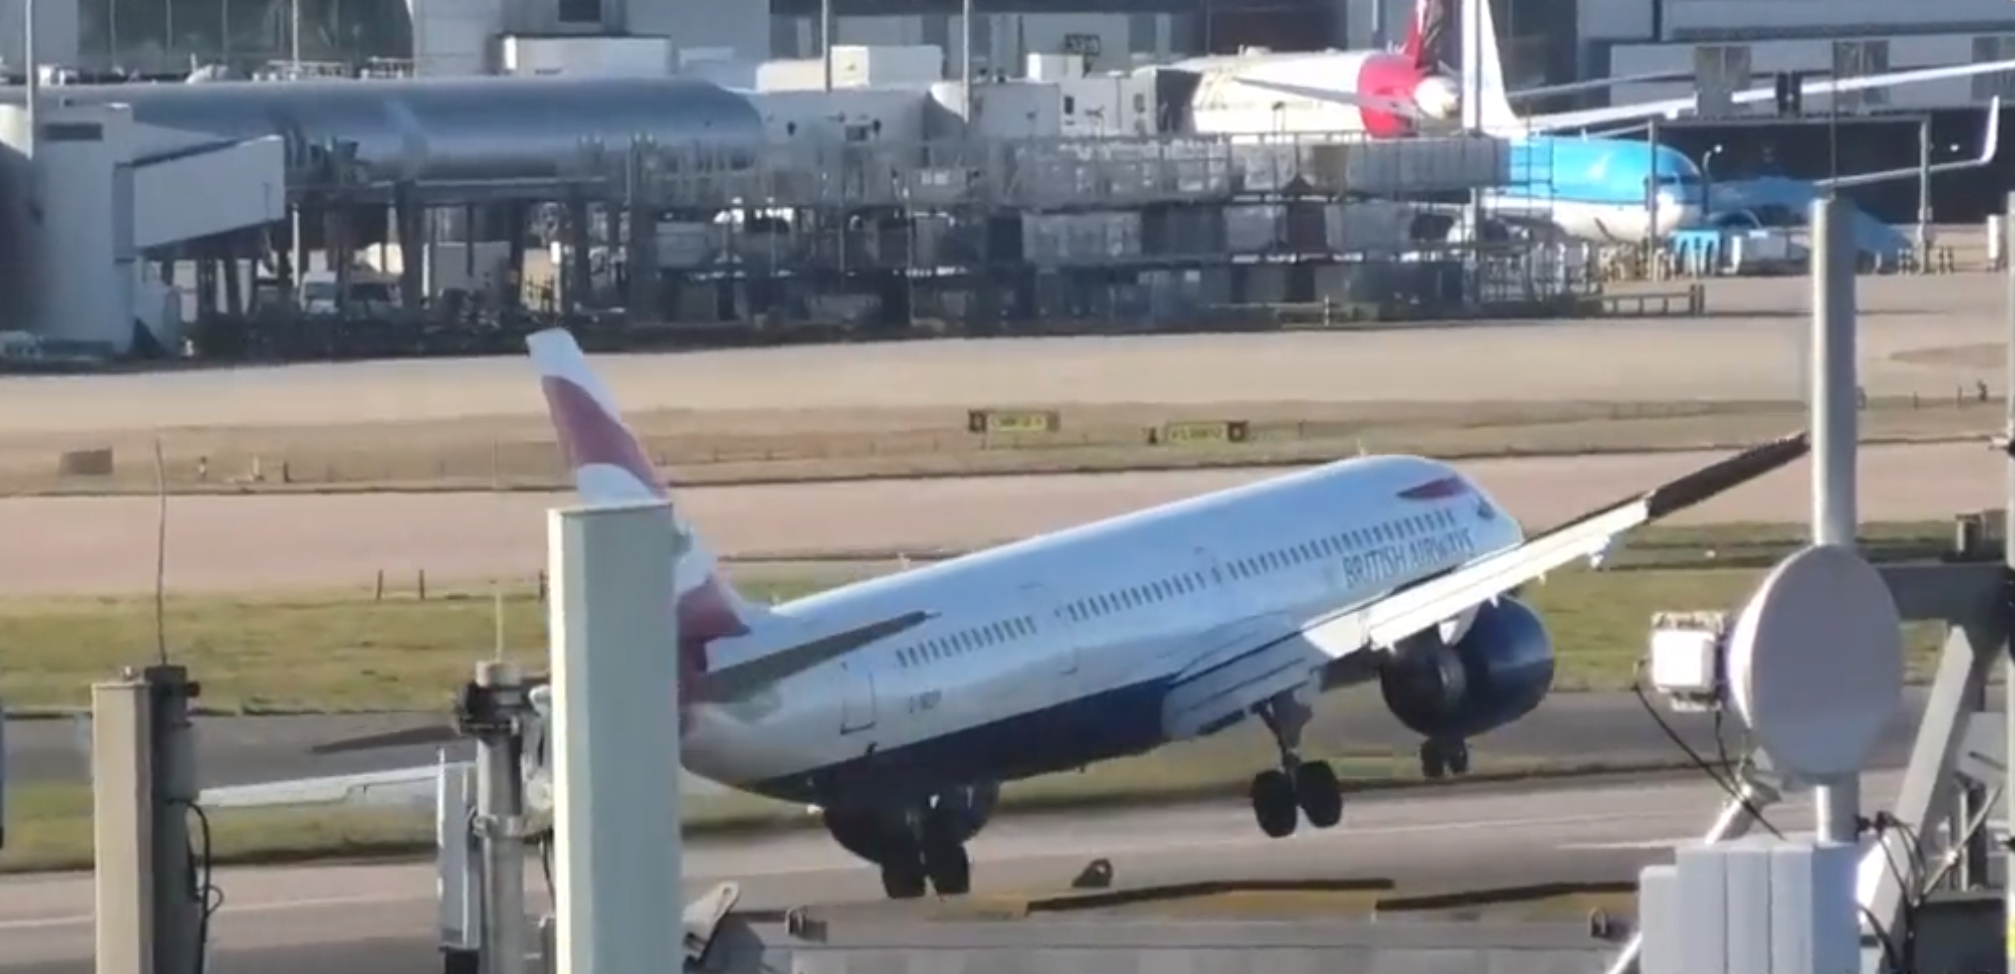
left=0, top=100, right=286, bottom=353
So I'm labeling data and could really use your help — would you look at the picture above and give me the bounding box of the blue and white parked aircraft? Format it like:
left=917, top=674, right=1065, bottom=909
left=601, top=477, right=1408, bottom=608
left=204, top=330, right=1809, bottom=900
left=1218, top=0, right=2012, bottom=244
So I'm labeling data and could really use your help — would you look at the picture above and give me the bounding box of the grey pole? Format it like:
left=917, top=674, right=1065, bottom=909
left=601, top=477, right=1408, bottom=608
left=960, top=0, right=973, bottom=118
left=472, top=661, right=527, bottom=974
left=1917, top=118, right=1932, bottom=269
left=1808, top=195, right=1861, bottom=846
left=22, top=0, right=35, bottom=157
left=820, top=0, right=834, bottom=92
left=2001, top=190, right=2015, bottom=951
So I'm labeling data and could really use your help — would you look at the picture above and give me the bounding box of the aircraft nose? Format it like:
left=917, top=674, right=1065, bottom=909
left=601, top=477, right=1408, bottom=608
left=1414, top=76, right=1461, bottom=118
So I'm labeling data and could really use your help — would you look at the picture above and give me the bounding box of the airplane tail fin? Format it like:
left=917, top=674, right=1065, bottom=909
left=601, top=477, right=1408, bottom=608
left=526, top=328, right=767, bottom=622
left=1400, top=0, right=1439, bottom=65
left=1458, top=0, right=1521, bottom=132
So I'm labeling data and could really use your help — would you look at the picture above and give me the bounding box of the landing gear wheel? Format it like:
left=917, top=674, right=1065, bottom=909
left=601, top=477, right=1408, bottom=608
left=1444, top=739, right=1471, bottom=776
left=922, top=842, right=972, bottom=896
left=1293, top=761, right=1343, bottom=829
left=879, top=858, right=928, bottom=900
left=1419, top=738, right=1471, bottom=779
left=1420, top=739, right=1447, bottom=780
left=1249, top=769, right=1299, bottom=838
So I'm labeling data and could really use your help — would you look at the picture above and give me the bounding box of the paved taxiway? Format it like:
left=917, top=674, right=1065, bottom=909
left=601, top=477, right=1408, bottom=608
left=0, top=441, right=1992, bottom=594
left=0, top=770, right=1908, bottom=972
left=5, top=689, right=1937, bottom=790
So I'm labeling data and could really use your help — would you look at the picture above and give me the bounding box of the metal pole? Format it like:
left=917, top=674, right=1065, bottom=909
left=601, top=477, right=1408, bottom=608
left=1647, top=118, right=1661, bottom=276
left=1809, top=195, right=1861, bottom=846
left=289, top=0, right=300, bottom=70
left=2001, top=189, right=2015, bottom=966
left=23, top=0, right=36, bottom=158
left=960, top=0, right=973, bottom=118
left=1916, top=117, right=1932, bottom=269
left=472, top=661, right=526, bottom=974
left=820, top=0, right=833, bottom=92
left=549, top=502, right=685, bottom=974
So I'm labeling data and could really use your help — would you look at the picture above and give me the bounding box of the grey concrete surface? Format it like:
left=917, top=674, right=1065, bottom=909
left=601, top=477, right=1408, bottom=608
left=3, top=442, right=1994, bottom=594
left=3, top=689, right=1938, bottom=789
left=0, top=769, right=1906, bottom=970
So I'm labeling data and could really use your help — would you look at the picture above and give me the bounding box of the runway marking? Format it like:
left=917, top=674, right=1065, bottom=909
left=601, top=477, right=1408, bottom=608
left=1557, top=830, right=1821, bottom=852
left=0, top=893, right=406, bottom=931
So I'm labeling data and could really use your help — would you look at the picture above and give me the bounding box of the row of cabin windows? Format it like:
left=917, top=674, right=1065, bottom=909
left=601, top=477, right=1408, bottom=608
left=1226, top=507, right=1462, bottom=580
left=1058, top=505, right=1465, bottom=623
left=897, top=614, right=1037, bottom=668
left=894, top=504, right=1465, bottom=666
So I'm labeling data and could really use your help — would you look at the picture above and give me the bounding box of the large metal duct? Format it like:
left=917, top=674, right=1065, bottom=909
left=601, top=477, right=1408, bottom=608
left=0, top=75, right=766, bottom=186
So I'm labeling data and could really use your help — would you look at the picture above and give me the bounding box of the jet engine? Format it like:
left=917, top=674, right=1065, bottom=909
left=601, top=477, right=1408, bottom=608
left=1378, top=596, right=1554, bottom=740
left=820, top=781, right=1001, bottom=866
left=1412, top=75, right=1461, bottom=119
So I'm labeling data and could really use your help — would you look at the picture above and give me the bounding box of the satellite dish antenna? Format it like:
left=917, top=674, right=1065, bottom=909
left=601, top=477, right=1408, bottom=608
left=1725, top=544, right=1903, bottom=780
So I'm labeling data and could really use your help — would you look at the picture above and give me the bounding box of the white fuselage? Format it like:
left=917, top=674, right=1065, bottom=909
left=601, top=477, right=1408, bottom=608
left=1177, top=51, right=1383, bottom=136
left=681, top=454, right=1525, bottom=805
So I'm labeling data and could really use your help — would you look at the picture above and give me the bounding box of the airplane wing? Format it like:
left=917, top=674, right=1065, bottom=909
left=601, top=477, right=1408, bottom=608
left=1301, top=431, right=1809, bottom=657
left=199, top=763, right=452, bottom=810
left=1515, top=60, right=2015, bottom=134
left=1816, top=96, right=2000, bottom=191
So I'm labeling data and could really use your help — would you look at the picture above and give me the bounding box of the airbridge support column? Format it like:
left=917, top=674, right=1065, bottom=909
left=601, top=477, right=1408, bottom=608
left=564, top=194, right=591, bottom=313
left=395, top=182, right=425, bottom=309
left=548, top=501, right=685, bottom=974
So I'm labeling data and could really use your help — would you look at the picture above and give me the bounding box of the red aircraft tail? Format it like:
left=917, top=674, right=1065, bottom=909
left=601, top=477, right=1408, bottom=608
left=1400, top=0, right=1450, bottom=70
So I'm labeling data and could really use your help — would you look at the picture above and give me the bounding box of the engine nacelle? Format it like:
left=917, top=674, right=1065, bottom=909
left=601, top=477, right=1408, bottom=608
left=1379, top=596, right=1555, bottom=740
left=820, top=781, right=1001, bottom=867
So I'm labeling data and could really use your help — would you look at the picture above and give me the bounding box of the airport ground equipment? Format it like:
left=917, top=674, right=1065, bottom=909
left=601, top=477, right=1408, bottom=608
left=91, top=665, right=209, bottom=974
left=1612, top=194, right=2015, bottom=974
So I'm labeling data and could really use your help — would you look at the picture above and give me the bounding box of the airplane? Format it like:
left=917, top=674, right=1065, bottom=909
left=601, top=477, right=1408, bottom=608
left=1224, top=0, right=2015, bottom=138
left=1193, top=0, right=2011, bottom=244
left=1473, top=99, right=2000, bottom=245
left=201, top=328, right=1811, bottom=901
left=1166, top=0, right=1462, bottom=138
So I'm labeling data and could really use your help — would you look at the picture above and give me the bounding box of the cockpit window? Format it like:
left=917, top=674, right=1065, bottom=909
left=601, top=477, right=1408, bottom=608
left=1646, top=174, right=1703, bottom=188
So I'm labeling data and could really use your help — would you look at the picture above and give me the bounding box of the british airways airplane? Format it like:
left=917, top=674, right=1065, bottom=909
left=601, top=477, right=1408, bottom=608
left=203, top=329, right=1808, bottom=900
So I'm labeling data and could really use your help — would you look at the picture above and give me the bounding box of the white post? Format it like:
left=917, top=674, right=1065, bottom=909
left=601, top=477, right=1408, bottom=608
left=550, top=502, right=685, bottom=974
left=435, top=755, right=478, bottom=953
left=1808, top=195, right=1861, bottom=845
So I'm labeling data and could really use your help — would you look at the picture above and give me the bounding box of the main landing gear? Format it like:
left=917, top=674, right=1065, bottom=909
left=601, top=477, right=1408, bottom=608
left=1248, top=691, right=1345, bottom=839
left=1419, top=737, right=1471, bottom=780
left=875, top=803, right=973, bottom=900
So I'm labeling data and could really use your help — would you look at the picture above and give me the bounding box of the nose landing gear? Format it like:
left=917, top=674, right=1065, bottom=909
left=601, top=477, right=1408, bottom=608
left=1247, top=691, right=1346, bottom=838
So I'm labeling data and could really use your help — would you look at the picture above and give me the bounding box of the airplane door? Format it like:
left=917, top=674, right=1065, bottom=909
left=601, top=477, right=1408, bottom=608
left=840, top=661, right=876, bottom=734
left=1022, top=582, right=1078, bottom=675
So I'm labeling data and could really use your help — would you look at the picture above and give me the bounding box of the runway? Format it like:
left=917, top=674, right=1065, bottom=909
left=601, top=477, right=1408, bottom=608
left=0, top=769, right=1908, bottom=972
left=4, top=689, right=1936, bottom=791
